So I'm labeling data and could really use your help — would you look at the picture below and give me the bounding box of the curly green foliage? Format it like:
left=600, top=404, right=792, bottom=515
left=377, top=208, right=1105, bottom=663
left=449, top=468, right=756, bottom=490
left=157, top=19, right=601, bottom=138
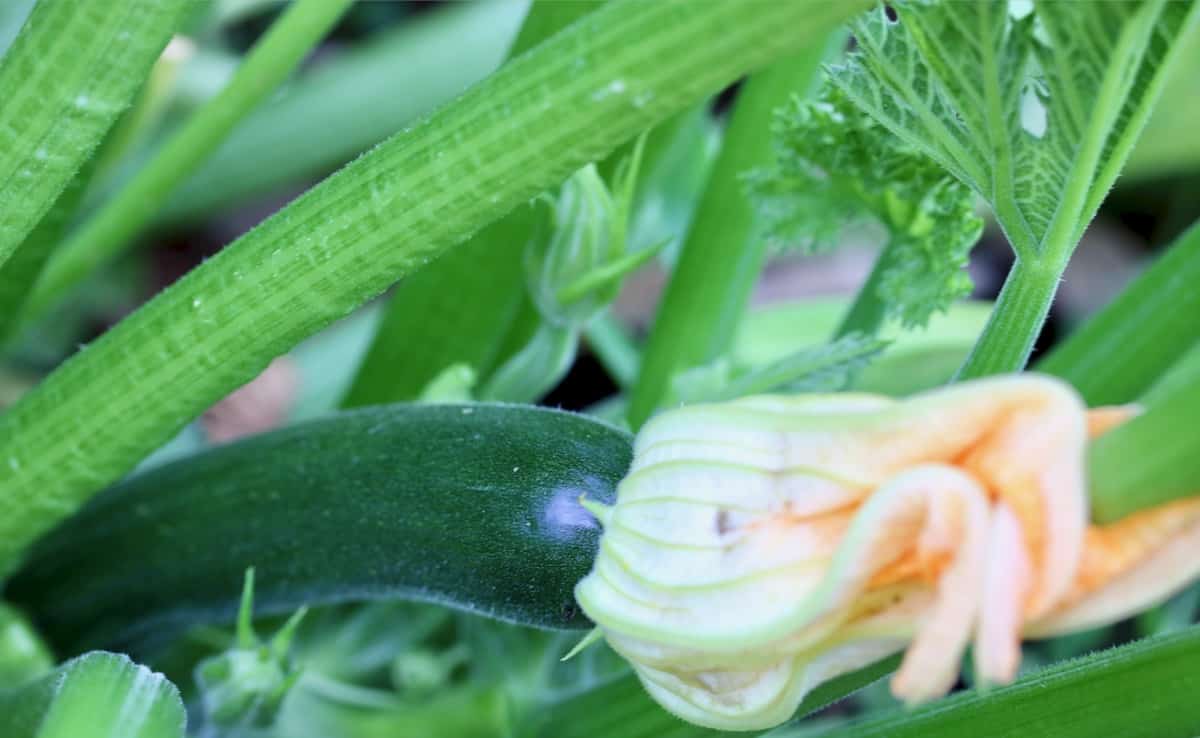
left=879, top=178, right=980, bottom=327
left=749, top=85, right=981, bottom=328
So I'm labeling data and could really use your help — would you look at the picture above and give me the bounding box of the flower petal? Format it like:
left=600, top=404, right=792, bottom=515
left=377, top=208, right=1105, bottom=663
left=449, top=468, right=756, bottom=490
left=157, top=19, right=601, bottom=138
left=974, top=503, right=1032, bottom=686
left=1028, top=498, right=1200, bottom=637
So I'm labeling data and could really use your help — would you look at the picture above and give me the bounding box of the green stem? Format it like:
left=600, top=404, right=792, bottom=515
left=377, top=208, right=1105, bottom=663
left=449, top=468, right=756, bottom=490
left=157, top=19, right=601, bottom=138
left=340, top=1, right=601, bottom=409
left=625, top=28, right=853, bottom=429
left=956, top=256, right=1064, bottom=379
left=0, top=0, right=864, bottom=574
left=584, top=314, right=640, bottom=390
left=0, top=161, right=93, bottom=342
left=21, top=0, right=354, bottom=323
left=834, top=236, right=898, bottom=338
left=0, top=0, right=191, bottom=269
left=158, top=0, right=527, bottom=223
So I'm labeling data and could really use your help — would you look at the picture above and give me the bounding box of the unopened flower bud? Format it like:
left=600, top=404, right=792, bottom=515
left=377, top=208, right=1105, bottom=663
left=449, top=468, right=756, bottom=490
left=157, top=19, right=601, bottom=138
left=195, top=570, right=307, bottom=730
left=525, top=140, right=657, bottom=329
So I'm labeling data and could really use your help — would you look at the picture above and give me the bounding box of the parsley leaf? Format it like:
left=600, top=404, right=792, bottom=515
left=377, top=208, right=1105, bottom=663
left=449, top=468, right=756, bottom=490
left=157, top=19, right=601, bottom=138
left=749, top=86, right=982, bottom=331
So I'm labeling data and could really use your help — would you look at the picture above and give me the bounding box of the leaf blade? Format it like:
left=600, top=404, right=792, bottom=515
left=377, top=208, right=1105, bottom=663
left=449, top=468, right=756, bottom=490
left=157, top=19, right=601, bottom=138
left=0, top=652, right=186, bottom=738
left=810, top=627, right=1200, bottom=738
left=1038, top=218, right=1200, bottom=405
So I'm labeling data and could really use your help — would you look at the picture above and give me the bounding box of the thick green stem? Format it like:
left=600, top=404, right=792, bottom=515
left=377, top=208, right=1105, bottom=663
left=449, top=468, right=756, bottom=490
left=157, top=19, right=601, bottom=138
left=626, top=28, right=854, bottom=429
left=20, top=0, right=353, bottom=323
left=0, top=0, right=192, bottom=270
left=0, top=162, right=93, bottom=341
left=158, top=0, right=527, bottom=223
left=0, top=0, right=864, bottom=574
left=1141, top=341, right=1200, bottom=406
left=956, top=257, right=1064, bottom=379
left=340, top=0, right=600, bottom=409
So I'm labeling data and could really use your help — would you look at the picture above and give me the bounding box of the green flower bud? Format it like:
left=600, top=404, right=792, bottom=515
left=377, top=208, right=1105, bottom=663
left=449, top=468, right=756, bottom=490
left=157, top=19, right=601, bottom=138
left=524, top=138, right=659, bottom=328
left=195, top=569, right=307, bottom=731
left=391, top=644, right=469, bottom=698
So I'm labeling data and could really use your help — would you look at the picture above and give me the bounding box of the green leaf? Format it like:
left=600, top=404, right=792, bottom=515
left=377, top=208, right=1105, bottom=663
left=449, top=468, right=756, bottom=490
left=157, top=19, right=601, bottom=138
left=749, top=84, right=980, bottom=334
left=836, top=1, right=1191, bottom=257
left=0, top=0, right=866, bottom=574
left=1038, top=218, right=1200, bottom=405
left=0, top=0, right=192, bottom=269
left=833, top=0, right=1200, bottom=376
left=7, top=404, right=631, bottom=654
left=810, top=627, right=1200, bottom=738
left=668, top=333, right=888, bottom=406
left=1088, top=361, right=1200, bottom=522
left=872, top=181, right=981, bottom=330
left=0, top=652, right=186, bottom=738
left=530, top=655, right=899, bottom=738
left=733, top=298, right=993, bottom=397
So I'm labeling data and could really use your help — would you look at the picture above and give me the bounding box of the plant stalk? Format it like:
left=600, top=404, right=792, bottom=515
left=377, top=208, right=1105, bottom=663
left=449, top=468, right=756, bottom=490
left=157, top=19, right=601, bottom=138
left=956, top=256, right=1064, bottom=379
left=0, top=0, right=866, bottom=574
left=625, top=28, right=854, bottom=429
left=20, top=0, right=354, bottom=324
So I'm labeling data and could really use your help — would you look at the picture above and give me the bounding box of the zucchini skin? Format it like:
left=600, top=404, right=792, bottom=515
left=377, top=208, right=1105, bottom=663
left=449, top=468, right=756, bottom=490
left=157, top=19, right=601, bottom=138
left=7, top=403, right=631, bottom=655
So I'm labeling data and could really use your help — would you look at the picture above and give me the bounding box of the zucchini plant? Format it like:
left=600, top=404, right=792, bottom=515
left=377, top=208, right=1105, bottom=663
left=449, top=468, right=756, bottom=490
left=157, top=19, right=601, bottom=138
left=1, top=1, right=1199, bottom=736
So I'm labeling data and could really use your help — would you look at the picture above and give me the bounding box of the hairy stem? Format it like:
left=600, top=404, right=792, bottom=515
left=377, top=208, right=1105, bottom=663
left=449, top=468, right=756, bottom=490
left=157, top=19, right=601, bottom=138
left=0, top=0, right=191, bottom=269
left=21, top=0, right=354, bottom=323
left=340, top=0, right=600, bottom=409
left=0, top=0, right=864, bottom=574
left=956, top=257, right=1063, bottom=380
